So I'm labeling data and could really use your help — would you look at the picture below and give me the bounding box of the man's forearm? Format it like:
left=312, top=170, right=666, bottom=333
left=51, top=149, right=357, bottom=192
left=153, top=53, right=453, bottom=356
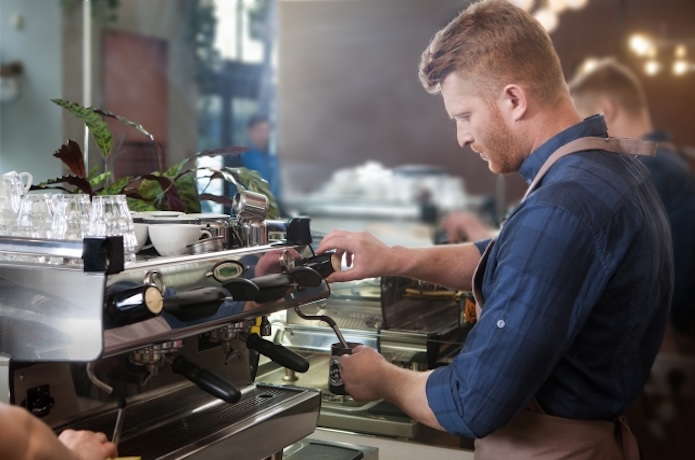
left=0, top=404, right=79, bottom=460
left=391, top=242, right=482, bottom=292
left=378, top=364, right=445, bottom=431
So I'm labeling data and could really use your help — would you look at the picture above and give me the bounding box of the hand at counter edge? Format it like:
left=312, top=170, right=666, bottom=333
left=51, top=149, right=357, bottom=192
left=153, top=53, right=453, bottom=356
left=0, top=402, right=118, bottom=460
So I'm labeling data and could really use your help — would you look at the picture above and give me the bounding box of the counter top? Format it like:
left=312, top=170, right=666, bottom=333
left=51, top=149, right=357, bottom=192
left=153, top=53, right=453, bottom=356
left=309, top=427, right=474, bottom=460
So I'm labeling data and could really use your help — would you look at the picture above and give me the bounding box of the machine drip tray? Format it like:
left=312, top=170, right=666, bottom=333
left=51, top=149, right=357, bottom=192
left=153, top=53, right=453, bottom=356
left=53, top=382, right=321, bottom=460
left=283, top=439, right=378, bottom=460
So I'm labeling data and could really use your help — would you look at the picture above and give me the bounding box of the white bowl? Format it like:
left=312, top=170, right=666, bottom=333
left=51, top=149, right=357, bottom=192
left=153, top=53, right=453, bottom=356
left=148, top=223, right=205, bottom=257
left=133, top=223, right=149, bottom=253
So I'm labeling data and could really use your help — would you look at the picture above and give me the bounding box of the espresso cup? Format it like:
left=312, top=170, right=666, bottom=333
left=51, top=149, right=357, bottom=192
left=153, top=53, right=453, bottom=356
left=133, top=223, right=149, bottom=253
left=328, top=342, right=361, bottom=395
left=148, top=223, right=212, bottom=256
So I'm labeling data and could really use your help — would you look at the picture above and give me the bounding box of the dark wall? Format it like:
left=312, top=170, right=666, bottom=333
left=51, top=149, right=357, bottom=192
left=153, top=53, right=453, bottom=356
left=278, top=0, right=695, bottom=206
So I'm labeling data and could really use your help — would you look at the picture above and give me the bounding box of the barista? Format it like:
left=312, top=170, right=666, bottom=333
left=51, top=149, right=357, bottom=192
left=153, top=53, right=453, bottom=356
left=0, top=402, right=117, bottom=460
left=315, top=0, right=672, bottom=458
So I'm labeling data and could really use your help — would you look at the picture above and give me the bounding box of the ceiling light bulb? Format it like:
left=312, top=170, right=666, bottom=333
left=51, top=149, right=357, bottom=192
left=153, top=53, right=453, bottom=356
left=644, top=60, right=662, bottom=76
left=507, top=0, right=535, bottom=12
left=629, top=34, right=654, bottom=57
left=565, top=0, right=588, bottom=9
left=533, top=8, right=559, bottom=33
left=675, top=44, right=687, bottom=59
left=548, top=0, right=568, bottom=13
left=580, top=58, right=600, bottom=74
left=673, top=60, right=690, bottom=76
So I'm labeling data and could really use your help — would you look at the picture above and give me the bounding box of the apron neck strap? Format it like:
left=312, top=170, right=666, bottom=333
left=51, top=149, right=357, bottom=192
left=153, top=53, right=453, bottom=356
left=522, top=136, right=656, bottom=202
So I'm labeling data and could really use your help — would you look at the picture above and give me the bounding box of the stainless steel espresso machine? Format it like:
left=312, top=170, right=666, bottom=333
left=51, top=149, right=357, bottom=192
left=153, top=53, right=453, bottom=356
left=0, top=194, right=341, bottom=460
left=259, top=274, right=472, bottom=440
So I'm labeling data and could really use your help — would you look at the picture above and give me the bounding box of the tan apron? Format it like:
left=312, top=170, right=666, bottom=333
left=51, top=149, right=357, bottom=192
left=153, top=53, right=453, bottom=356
left=472, top=137, right=656, bottom=460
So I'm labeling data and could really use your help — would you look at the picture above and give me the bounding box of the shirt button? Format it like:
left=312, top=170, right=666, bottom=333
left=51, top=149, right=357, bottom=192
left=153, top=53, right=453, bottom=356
left=496, top=319, right=506, bottom=329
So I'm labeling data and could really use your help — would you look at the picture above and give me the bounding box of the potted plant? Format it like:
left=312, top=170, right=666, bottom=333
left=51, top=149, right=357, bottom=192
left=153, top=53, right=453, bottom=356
left=33, top=98, right=280, bottom=219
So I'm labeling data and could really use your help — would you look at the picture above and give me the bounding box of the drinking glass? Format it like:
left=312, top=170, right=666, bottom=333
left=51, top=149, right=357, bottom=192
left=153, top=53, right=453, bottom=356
left=50, top=194, right=91, bottom=264
left=0, top=175, right=24, bottom=236
left=12, top=193, right=56, bottom=262
left=88, top=195, right=137, bottom=263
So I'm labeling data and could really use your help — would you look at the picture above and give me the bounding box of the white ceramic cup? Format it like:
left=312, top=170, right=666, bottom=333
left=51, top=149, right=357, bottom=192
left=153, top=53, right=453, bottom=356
left=2, top=170, right=33, bottom=192
left=148, top=223, right=212, bottom=256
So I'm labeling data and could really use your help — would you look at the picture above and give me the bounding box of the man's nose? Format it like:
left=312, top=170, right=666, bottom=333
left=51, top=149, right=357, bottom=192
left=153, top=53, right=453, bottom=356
left=457, top=131, right=473, bottom=149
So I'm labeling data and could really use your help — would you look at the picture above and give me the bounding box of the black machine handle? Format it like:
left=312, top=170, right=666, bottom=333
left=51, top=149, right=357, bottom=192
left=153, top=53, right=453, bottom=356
left=105, top=284, right=164, bottom=327
left=162, top=287, right=228, bottom=320
left=223, top=266, right=323, bottom=303
left=302, top=252, right=341, bottom=278
left=245, top=333, right=309, bottom=373
left=170, top=355, right=242, bottom=404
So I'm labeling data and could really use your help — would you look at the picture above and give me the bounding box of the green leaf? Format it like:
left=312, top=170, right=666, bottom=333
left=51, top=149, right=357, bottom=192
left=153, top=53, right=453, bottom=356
left=174, top=175, right=202, bottom=213
left=51, top=98, right=113, bottom=158
left=92, top=107, right=162, bottom=169
left=126, top=198, right=158, bottom=212
left=138, top=178, right=163, bottom=202
left=88, top=171, right=112, bottom=188
left=93, top=107, right=155, bottom=141
left=98, top=176, right=132, bottom=196
left=164, top=159, right=188, bottom=178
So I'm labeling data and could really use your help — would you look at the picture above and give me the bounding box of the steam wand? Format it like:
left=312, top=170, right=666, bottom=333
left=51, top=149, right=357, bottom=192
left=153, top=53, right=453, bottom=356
left=85, top=363, right=127, bottom=448
left=292, top=306, right=349, bottom=349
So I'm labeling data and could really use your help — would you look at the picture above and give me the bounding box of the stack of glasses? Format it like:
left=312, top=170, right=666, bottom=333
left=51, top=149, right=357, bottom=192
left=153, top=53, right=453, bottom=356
left=3, top=193, right=137, bottom=264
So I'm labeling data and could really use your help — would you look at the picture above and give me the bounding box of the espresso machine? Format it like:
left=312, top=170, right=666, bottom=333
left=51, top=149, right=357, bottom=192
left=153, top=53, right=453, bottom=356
left=0, top=194, right=338, bottom=460
left=259, top=274, right=471, bottom=440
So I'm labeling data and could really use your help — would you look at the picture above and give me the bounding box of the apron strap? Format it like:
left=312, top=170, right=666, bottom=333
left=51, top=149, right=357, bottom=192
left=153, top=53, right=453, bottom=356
left=523, top=136, right=656, bottom=201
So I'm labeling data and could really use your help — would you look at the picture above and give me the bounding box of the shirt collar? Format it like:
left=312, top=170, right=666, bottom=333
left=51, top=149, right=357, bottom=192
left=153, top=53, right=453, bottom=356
left=518, top=114, right=609, bottom=185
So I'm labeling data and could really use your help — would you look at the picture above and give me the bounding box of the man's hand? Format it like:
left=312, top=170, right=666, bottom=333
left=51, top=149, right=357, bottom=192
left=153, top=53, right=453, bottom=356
left=339, top=346, right=388, bottom=401
left=339, top=346, right=445, bottom=431
left=58, top=429, right=118, bottom=460
left=315, top=230, right=397, bottom=283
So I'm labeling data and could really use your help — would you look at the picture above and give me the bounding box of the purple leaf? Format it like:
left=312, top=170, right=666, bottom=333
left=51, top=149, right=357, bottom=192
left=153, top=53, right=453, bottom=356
left=53, top=140, right=86, bottom=178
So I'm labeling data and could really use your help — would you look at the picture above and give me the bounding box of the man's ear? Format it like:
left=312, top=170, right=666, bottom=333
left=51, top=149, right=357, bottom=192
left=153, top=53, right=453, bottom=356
left=499, top=84, right=527, bottom=122
left=598, top=96, right=619, bottom=124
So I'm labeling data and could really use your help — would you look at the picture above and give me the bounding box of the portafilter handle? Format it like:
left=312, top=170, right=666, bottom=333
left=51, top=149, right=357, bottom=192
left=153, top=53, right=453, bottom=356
left=244, top=333, right=309, bottom=373
left=169, top=355, right=242, bottom=404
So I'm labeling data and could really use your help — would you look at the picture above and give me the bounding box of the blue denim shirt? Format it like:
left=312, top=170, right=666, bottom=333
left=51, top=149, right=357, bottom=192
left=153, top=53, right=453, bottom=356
left=426, top=115, right=673, bottom=438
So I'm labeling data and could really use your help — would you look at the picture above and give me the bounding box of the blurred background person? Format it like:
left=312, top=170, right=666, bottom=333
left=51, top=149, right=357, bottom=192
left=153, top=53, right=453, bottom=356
left=440, top=209, right=498, bottom=243
left=569, top=57, right=695, bottom=351
left=0, top=402, right=117, bottom=460
left=241, top=115, right=283, bottom=208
